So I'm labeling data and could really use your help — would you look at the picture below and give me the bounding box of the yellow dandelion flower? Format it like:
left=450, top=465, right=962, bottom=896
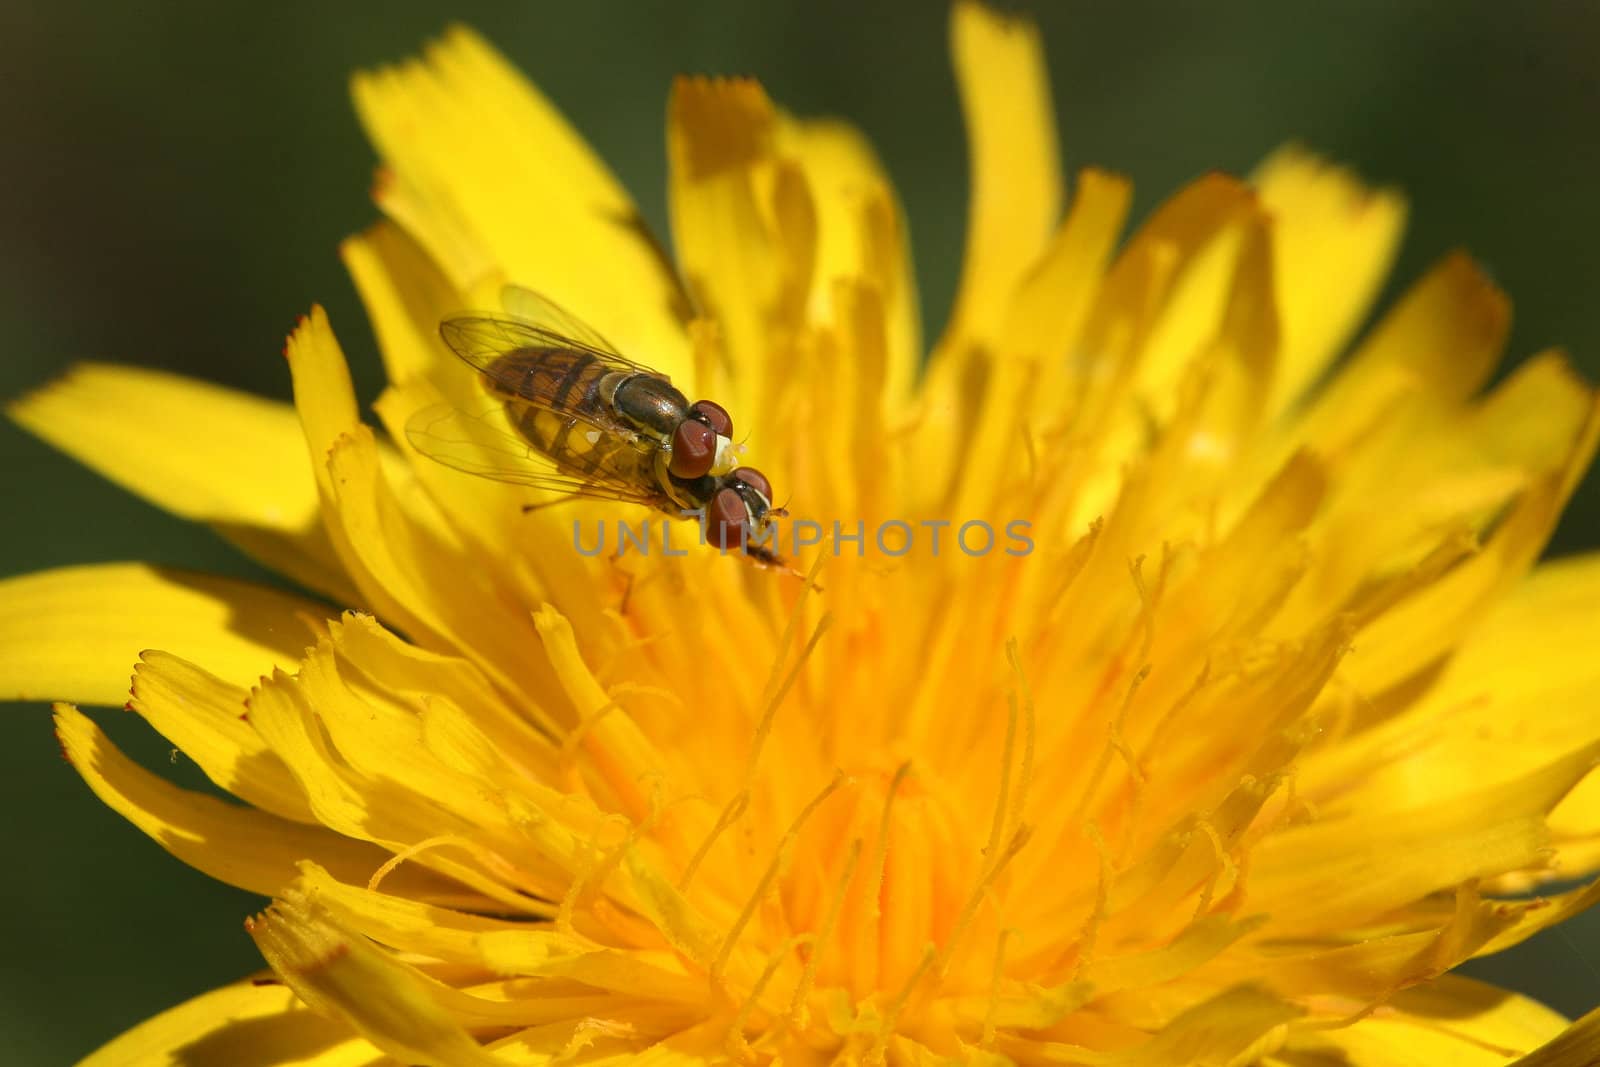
left=9, top=4, right=1600, bottom=1065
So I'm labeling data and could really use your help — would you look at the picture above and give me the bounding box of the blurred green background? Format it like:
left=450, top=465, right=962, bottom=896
left=3, top=1, right=1598, bottom=1062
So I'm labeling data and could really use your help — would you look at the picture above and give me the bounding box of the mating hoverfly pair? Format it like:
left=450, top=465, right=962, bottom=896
left=408, top=286, right=789, bottom=569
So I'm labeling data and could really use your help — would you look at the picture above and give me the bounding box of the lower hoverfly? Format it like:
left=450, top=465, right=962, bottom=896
left=407, top=286, right=787, bottom=565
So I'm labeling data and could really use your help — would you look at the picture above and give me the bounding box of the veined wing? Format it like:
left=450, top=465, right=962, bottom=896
left=500, top=285, right=626, bottom=359
left=404, top=400, right=665, bottom=506
left=438, top=314, right=679, bottom=444
left=440, top=285, right=672, bottom=382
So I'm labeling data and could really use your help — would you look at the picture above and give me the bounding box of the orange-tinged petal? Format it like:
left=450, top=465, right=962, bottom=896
left=78, top=977, right=379, bottom=1067
left=0, top=562, right=323, bottom=705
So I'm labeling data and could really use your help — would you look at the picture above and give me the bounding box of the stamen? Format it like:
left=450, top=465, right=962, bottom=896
left=1004, top=639, right=1037, bottom=842
left=1070, top=664, right=1151, bottom=829
left=680, top=613, right=834, bottom=890
left=728, top=934, right=812, bottom=1063
left=935, top=825, right=1031, bottom=983
left=711, top=771, right=847, bottom=991
left=368, top=834, right=475, bottom=892
left=785, top=839, right=863, bottom=1032
left=558, top=829, right=605, bottom=936
left=557, top=699, right=619, bottom=779
left=980, top=927, right=1015, bottom=1050
left=1190, top=816, right=1231, bottom=919
left=982, top=682, right=1019, bottom=864
left=871, top=944, right=938, bottom=1065
left=866, top=764, right=913, bottom=930
left=366, top=834, right=552, bottom=915
left=568, top=787, right=667, bottom=928
left=1067, top=822, right=1113, bottom=981
left=1129, top=553, right=1155, bottom=665
left=608, top=681, right=684, bottom=709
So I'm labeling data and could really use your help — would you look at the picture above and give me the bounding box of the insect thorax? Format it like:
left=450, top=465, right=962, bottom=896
left=610, top=374, right=690, bottom=438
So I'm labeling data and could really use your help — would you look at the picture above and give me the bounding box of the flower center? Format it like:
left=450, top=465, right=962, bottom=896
left=783, top=762, right=986, bottom=1006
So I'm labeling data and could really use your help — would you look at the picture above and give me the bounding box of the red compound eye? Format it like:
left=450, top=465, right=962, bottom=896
left=732, top=466, right=772, bottom=503
left=689, top=399, right=733, bottom=438
left=669, top=419, right=716, bottom=478
left=706, top=487, right=749, bottom=550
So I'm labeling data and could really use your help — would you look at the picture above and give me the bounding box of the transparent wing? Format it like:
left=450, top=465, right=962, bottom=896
left=437, top=314, right=661, bottom=379
left=404, top=401, right=664, bottom=505
left=437, top=317, right=674, bottom=445
left=500, top=285, right=623, bottom=356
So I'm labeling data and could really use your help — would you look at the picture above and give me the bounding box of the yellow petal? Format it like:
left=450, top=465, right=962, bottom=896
left=1269, top=351, right=1597, bottom=646
left=1001, top=984, right=1299, bottom=1065
left=341, top=220, right=461, bottom=388
left=1271, top=975, right=1571, bottom=1066
left=8, top=362, right=311, bottom=526
left=666, top=74, right=792, bottom=420
left=295, top=861, right=702, bottom=1002
left=1295, top=251, right=1510, bottom=451
left=1250, top=741, right=1600, bottom=933
left=7, top=363, right=350, bottom=597
left=351, top=25, right=689, bottom=372
left=130, top=650, right=316, bottom=824
left=1515, top=1004, right=1600, bottom=1066
left=1302, top=553, right=1600, bottom=850
left=284, top=309, right=561, bottom=704
left=780, top=117, right=921, bottom=408
left=79, top=977, right=377, bottom=1067
left=242, top=630, right=567, bottom=916
left=54, top=703, right=448, bottom=899
left=1344, top=407, right=1598, bottom=698
left=0, top=562, right=324, bottom=705
left=946, top=167, right=1136, bottom=524
left=942, top=0, right=1061, bottom=348
left=900, top=3, right=1063, bottom=514
left=322, top=429, right=554, bottom=702
left=284, top=305, right=361, bottom=504
left=249, top=890, right=505, bottom=1067
left=1252, top=146, right=1407, bottom=416
left=1009, top=166, right=1134, bottom=426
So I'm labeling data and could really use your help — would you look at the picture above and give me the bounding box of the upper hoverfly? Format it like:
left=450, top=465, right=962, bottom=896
left=407, top=286, right=787, bottom=564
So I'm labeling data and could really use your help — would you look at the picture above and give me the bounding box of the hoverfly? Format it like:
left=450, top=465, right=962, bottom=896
left=406, top=286, right=787, bottom=565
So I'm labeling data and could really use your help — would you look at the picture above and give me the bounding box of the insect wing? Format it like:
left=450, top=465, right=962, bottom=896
left=404, top=400, right=662, bottom=506
left=500, top=286, right=619, bottom=354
